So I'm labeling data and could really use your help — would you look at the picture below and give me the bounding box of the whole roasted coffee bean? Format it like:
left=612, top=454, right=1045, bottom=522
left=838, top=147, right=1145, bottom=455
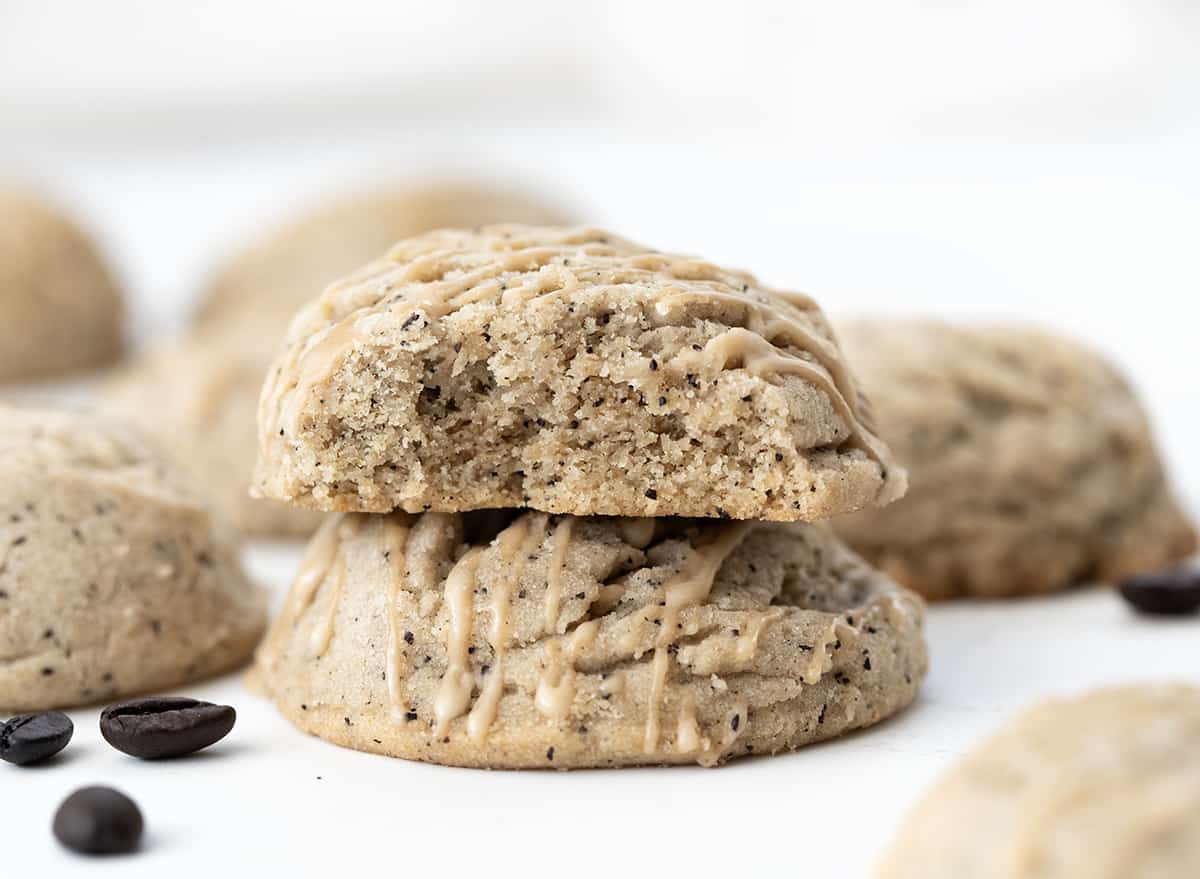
left=100, top=696, right=235, bottom=759
left=53, top=786, right=143, bottom=855
left=0, top=711, right=73, bottom=765
left=1119, top=567, right=1200, bottom=616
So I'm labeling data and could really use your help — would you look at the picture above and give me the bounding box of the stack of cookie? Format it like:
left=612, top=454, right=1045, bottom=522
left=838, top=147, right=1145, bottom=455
left=251, top=226, right=929, bottom=768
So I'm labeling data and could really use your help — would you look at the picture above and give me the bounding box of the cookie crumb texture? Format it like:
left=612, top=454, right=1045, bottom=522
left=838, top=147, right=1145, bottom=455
left=255, top=226, right=904, bottom=522
left=0, top=191, right=124, bottom=381
left=879, top=685, right=1200, bottom=878
left=256, top=509, right=927, bottom=769
left=835, top=321, right=1197, bottom=600
left=0, top=405, right=266, bottom=711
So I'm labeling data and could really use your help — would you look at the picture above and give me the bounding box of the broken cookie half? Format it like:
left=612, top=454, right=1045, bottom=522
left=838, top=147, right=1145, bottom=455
left=254, top=226, right=905, bottom=522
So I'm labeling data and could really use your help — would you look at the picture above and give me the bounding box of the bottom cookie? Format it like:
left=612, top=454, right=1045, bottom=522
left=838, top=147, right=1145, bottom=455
left=256, top=510, right=927, bottom=768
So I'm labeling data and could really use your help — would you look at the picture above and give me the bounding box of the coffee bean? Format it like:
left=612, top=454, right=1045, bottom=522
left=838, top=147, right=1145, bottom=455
left=100, top=696, right=235, bottom=759
left=53, top=786, right=143, bottom=855
left=1119, top=567, right=1200, bottom=616
left=0, top=711, right=73, bottom=765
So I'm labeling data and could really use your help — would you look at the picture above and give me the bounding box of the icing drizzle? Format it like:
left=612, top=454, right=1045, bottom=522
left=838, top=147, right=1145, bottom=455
left=543, top=517, right=574, bottom=633
left=433, top=547, right=483, bottom=737
left=466, top=514, right=548, bottom=743
left=535, top=619, right=600, bottom=720
left=642, top=522, right=755, bottom=753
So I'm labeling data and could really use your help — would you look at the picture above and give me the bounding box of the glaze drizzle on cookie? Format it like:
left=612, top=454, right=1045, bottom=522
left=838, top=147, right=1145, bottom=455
left=542, top=517, right=573, bottom=633
left=433, top=548, right=482, bottom=737
left=535, top=620, right=599, bottom=721
left=466, top=514, right=547, bottom=742
left=642, top=522, right=755, bottom=753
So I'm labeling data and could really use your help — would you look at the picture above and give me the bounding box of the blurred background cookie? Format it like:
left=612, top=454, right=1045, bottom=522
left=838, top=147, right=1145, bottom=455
left=102, top=319, right=322, bottom=539
left=195, top=182, right=573, bottom=331
left=879, top=684, right=1200, bottom=878
left=0, top=191, right=124, bottom=382
left=834, top=321, right=1196, bottom=600
left=0, top=404, right=265, bottom=711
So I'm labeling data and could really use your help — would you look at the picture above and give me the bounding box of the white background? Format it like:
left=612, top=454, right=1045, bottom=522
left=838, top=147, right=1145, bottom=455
left=2, top=2, right=1198, bottom=876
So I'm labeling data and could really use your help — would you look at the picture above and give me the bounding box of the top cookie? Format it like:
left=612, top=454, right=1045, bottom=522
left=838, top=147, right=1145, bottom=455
left=834, top=320, right=1196, bottom=599
left=0, top=191, right=124, bottom=381
left=196, top=183, right=571, bottom=330
left=254, top=226, right=904, bottom=521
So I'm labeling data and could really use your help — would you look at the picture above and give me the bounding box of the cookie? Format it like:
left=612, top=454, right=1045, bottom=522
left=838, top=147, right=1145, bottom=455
left=254, top=226, right=906, bottom=522
left=879, top=685, right=1200, bottom=878
left=196, top=183, right=571, bottom=330
left=834, top=321, right=1196, bottom=600
left=103, top=319, right=322, bottom=538
left=0, top=405, right=267, bottom=711
left=255, top=509, right=927, bottom=768
left=0, top=191, right=124, bottom=381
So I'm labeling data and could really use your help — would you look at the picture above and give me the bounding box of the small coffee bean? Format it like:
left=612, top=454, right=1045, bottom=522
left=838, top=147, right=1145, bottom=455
left=1119, top=567, right=1200, bottom=616
left=100, top=696, right=235, bottom=759
left=0, top=711, right=73, bottom=765
left=53, top=786, right=143, bottom=855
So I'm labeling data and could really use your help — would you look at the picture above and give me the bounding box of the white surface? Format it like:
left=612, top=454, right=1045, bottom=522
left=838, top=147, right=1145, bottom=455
left=9, top=546, right=1199, bottom=877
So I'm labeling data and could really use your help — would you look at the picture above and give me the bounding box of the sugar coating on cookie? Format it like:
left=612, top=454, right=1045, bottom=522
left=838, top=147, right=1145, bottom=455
left=103, top=319, right=322, bottom=538
left=255, top=510, right=927, bottom=768
left=879, top=685, right=1200, bottom=879
left=0, top=405, right=266, bottom=711
left=254, top=226, right=906, bottom=521
left=835, top=321, right=1196, bottom=600
left=0, top=191, right=124, bottom=381
left=197, top=183, right=572, bottom=329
